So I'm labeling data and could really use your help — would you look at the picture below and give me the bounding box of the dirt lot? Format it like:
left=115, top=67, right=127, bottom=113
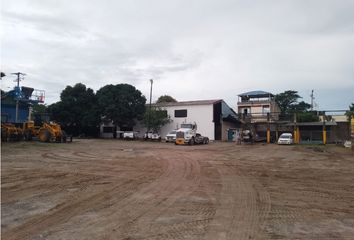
left=1, top=139, right=354, bottom=240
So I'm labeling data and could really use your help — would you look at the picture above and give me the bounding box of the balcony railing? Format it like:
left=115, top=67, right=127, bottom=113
left=238, top=113, right=280, bottom=123
left=238, top=99, right=273, bottom=105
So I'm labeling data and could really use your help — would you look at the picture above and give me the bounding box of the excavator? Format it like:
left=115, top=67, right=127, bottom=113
left=22, top=114, right=67, bottom=143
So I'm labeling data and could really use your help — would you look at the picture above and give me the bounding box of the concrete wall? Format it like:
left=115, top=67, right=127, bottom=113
left=221, top=121, right=236, bottom=141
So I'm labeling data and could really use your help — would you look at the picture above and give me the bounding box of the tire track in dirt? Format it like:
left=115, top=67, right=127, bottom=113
left=28, top=150, right=202, bottom=240
left=137, top=155, right=221, bottom=240
left=72, top=151, right=99, bottom=158
left=205, top=162, right=271, bottom=240
left=144, top=218, right=213, bottom=240
left=1, top=172, right=157, bottom=240
left=85, top=151, right=204, bottom=239
left=40, top=151, right=145, bottom=178
left=41, top=152, right=88, bottom=163
left=2, top=148, right=163, bottom=240
left=121, top=151, right=207, bottom=239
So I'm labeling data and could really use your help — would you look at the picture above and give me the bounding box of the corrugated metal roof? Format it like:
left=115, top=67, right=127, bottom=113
left=153, top=99, right=223, bottom=107
left=238, top=90, right=274, bottom=97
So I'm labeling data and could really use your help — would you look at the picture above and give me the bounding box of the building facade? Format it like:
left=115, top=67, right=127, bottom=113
left=237, top=90, right=280, bottom=123
left=1, top=86, right=45, bottom=124
left=135, top=99, right=240, bottom=141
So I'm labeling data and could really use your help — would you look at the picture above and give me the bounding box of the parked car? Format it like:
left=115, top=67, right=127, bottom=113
left=165, top=130, right=177, bottom=142
left=277, top=133, right=293, bottom=145
left=144, top=131, right=161, bottom=141
left=123, top=131, right=138, bottom=140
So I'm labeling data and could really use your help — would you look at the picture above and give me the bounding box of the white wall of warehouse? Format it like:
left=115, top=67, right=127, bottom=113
left=135, top=104, right=216, bottom=140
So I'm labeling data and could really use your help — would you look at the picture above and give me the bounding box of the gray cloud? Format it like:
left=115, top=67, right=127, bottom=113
left=1, top=0, right=353, bottom=109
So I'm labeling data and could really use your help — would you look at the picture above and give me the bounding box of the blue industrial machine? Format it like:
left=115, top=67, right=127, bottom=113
left=1, top=73, right=45, bottom=124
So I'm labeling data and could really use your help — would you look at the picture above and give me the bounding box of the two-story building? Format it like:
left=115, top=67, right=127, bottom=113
left=237, top=90, right=280, bottom=123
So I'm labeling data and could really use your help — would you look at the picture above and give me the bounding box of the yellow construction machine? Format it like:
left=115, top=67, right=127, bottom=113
left=1, top=123, right=23, bottom=141
left=23, top=120, right=67, bottom=143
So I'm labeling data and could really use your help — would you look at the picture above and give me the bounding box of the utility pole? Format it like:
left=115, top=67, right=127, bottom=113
left=148, top=79, right=153, bottom=132
left=12, top=72, right=25, bottom=87
left=12, top=72, right=26, bottom=123
left=310, top=90, right=314, bottom=111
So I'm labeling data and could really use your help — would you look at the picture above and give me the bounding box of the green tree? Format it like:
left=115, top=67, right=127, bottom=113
left=96, top=84, right=146, bottom=129
left=297, top=112, right=319, bottom=122
left=143, top=107, right=171, bottom=132
left=156, top=95, right=177, bottom=103
left=289, top=101, right=311, bottom=112
left=32, top=104, right=47, bottom=115
left=274, top=90, right=301, bottom=114
left=275, top=90, right=320, bottom=122
left=48, top=83, right=100, bottom=135
left=345, top=103, right=354, bottom=120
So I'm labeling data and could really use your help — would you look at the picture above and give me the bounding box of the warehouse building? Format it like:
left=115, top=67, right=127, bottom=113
left=134, top=99, right=240, bottom=141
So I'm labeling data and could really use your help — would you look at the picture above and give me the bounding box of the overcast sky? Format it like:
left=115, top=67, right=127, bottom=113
left=1, top=0, right=354, bottom=111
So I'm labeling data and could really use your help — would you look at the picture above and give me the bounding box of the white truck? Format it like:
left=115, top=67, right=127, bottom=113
left=175, top=123, right=209, bottom=145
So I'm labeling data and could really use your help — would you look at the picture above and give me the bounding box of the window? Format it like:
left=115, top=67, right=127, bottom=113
left=175, top=109, right=187, bottom=118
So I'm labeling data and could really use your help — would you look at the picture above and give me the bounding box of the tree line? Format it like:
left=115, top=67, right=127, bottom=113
left=34, top=83, right=176, bottom=137
left=275, top=90, right=353, bottom=122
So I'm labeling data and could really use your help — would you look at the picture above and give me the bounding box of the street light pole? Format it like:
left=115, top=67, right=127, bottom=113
left=148, top=79, right=153, bottom=131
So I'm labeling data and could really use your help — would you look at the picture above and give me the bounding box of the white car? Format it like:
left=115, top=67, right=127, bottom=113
left=123, top=131, right=138, bottom=140
left=277, top=133, right=293, bottom=145
left=144, top=131, right=161, bottom=141
left=165, top=130, right=177, bottom=142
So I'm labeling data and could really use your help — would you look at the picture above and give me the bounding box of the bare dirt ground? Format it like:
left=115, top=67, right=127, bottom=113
left=1, top=139, right=354, bottom=240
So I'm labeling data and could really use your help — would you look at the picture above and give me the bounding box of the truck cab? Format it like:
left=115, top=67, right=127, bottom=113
left=175, top=123, right=197, bottom=145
